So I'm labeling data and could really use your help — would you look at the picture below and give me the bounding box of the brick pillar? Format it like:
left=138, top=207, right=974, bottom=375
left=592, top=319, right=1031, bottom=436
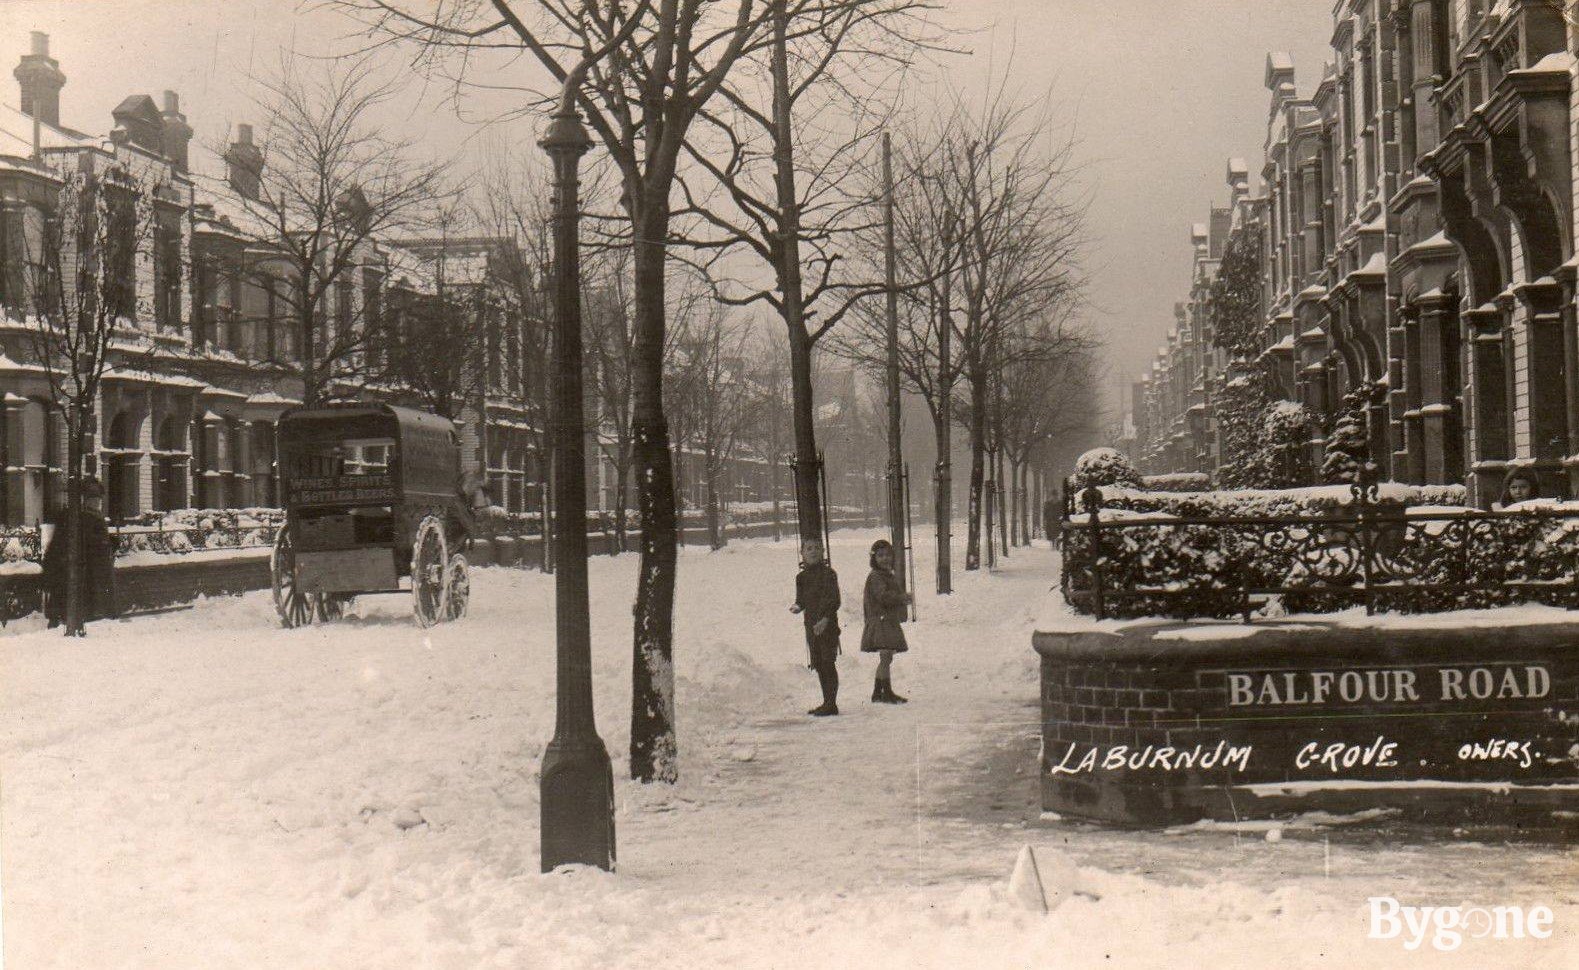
left=1558, top=265, right=1579, bottom=497
left=1516, top=279, right=1568, bottom=496
left=136, top=391, right=154, bottom=514
left=1464, top=305, right=1510, bottom=505
left=1399, top=306, right=1425, bottom=483
left=1416, top=292, right=1456, bottom=485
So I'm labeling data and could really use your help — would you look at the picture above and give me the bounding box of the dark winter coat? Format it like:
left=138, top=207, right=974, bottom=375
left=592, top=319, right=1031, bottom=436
left=795, top=561, right=842, bottom=666
left=42, top=509, right=117, bottom=626
left=860, top=565, right=908, bottom=654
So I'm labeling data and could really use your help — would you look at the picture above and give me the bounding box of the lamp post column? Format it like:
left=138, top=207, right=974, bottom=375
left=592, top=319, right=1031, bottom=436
left=538, top=106, right=615, bottom=873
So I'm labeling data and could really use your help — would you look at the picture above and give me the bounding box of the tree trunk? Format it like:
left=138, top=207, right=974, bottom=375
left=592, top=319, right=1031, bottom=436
left=996, top=445, right=1009, bottom=559
left=787, top=328, right=824, bottom=548
left=63, top=407, right=86, bottom=637
left=706, top=457, right=723, bottom=551
left=935, top=273, right=953, bottom=595
left=933, top=410, right=952, bottom=594
left=629, top=214, right=678, bottom=785
left=1021, top=461, right=1033, bottom=547
left=770, top=451, right=782, bottom=542
left=612, top=453, right=629, bottom=553
left=770, top=3, right=825, bottom=555
left=965, top=372, right=986, bottom=571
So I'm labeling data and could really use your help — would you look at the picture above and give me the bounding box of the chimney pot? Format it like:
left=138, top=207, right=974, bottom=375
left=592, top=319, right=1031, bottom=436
left=237, top=123, right=253, bottom=145
left=16, top=29, right=66, bottom=127
left=162, top=90, right=179, bottom=114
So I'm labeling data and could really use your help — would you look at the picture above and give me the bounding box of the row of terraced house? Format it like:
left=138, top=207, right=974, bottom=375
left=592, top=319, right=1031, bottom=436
left=1131, top=0, right=1579, bottom=507
left=0, top=31, right=784, bottom=528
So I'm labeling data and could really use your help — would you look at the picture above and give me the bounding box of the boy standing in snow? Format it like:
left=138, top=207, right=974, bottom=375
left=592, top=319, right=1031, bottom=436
left=791, top=539, right=842, bottom=716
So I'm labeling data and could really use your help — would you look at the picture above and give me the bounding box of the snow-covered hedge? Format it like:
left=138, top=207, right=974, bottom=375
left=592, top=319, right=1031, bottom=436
left=1140, top=473, right=1211, bottom=493
left=1056, top=484, right=1575, bottom=620
left=1069, top=483, right=1466, bottom=519
left=1071, top=448, right=1144, bottom=490
left=113, top=508, right=282, bottom=557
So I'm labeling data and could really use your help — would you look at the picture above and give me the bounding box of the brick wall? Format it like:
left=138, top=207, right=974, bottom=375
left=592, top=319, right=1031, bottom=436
left=1036, top=622, right=1579, bottom=827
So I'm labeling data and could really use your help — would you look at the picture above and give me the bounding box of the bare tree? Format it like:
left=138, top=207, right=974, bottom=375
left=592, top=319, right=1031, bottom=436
left=335, top=0, right=796, bottom=784
left=473, top=147, right=556, bottom=563
left=677, top=312, right=758, bottom=550
left=748, top=330, right=795, bottom=540
left=997, top=326, right=1102, bottom=545
left=944, top=94, right=1086, bottom=572
left=676, top=0, right=943, bottom=553
left=834, top=118, right=963, bottom=591
left=838, top=91, right=1087, bottom=574
left=19, top=159, right=166, bottom=635
left=220, top=56, right=450, bottom=406
left=373, top=204, right=492, bottom=421
left=582, top=246, right=637, bottom=550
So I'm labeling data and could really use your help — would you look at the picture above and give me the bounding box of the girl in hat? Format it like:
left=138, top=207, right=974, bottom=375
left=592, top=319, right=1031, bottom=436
left=860, top=538, right=912, bottom=703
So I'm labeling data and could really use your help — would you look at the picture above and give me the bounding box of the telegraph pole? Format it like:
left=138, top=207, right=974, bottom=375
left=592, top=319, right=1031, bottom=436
left=883, top=132, right=906, bottom=591
left=538, top=99, right=615, bottom=873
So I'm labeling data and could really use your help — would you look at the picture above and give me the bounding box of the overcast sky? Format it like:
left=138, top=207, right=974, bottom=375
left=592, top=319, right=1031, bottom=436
left=0, top=0, right=1334, bottom=416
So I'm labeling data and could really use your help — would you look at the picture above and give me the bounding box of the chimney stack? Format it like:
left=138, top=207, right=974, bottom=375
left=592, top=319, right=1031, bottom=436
left=225, top=123, right=263, bottom=201
left=15, top=31, right=65, bottom=127
left=161, top=90, right=192, bottom=173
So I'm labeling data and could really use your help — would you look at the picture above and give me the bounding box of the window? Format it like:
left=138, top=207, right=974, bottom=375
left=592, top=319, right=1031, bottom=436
left=105, top=188, right=137, bottom=322
left=363, top=272, right=384, bottom=367
left=263, top=279, right=279, bottom=360
left=154, top=220, right=181, bottom=330
left=192, top=256, right=212, bottom=349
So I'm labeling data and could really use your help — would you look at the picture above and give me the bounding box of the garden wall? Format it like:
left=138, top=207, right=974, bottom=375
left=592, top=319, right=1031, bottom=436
left=1034, top=617, right=1579, bottom=827
left=1, top=517, right=874, bottom=624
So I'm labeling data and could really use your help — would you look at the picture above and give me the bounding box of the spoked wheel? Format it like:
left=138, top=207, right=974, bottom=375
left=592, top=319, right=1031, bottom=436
left=411, top=515, right=450, bottom=628
left=445, top=554, right=470, bottom=621
left=271, top=530, right=314, bottom=629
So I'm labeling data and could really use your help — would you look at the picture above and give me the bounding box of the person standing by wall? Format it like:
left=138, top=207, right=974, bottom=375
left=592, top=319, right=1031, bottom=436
left=42, top=477, right=117, bottom=629
left=861, top=538, right=911, bottom=703
left=792, top=539, right=842, bottom=716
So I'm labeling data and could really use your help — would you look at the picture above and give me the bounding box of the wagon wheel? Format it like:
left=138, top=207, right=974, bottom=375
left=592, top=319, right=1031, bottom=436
left=445, top=554, right=470, bottom=621
left=271, top=529, right=314, bottom=629
left=411, top=515, right=450, bottom=628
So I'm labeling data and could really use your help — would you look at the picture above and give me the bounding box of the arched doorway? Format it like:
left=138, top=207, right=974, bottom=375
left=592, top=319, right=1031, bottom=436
left=103, top=410, right=139, bottom=522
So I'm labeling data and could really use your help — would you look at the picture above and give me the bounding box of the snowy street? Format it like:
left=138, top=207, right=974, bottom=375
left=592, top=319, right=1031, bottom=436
left=2, top=530, right=1575, bottom=969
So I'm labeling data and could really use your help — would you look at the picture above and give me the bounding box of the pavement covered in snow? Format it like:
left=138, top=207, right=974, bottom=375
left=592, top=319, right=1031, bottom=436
left=1, top=529, right=1575, bottom=968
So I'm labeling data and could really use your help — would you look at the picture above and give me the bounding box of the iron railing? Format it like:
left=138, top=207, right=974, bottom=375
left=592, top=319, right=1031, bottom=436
left=1061, top=476, right=1579, bottom=621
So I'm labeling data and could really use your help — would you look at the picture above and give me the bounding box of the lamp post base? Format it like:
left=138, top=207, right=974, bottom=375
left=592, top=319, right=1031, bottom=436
left=540, top=733, right=616, bottom=872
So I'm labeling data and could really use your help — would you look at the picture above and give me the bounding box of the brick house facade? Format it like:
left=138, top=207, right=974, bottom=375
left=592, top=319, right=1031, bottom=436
left=1133, top=0, right=1579, bottom=508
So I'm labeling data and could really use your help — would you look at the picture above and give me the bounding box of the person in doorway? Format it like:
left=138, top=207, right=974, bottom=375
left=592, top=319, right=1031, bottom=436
left=42, top=477, right=117, bottom=629
left=1495, top=468, right=1539, bottom=510
left=791, top=538, right=842, bottom=716
left=861, top=538, right=912, bottom=704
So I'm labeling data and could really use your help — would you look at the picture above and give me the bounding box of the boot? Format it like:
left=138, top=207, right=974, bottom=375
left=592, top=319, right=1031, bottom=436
left=873, top=676, right=908, bottom=704
left=810, top=664, right=838, bottom=716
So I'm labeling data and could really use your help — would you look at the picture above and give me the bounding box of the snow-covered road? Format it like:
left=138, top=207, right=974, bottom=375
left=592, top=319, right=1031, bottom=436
left=1, top=530, right=1574, bottom=969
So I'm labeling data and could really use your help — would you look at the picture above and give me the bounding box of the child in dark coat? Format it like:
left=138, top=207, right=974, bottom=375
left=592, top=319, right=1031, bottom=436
left=792, top=539, right=842, bottom=716
left=861, top=538, right=911, bottom=703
